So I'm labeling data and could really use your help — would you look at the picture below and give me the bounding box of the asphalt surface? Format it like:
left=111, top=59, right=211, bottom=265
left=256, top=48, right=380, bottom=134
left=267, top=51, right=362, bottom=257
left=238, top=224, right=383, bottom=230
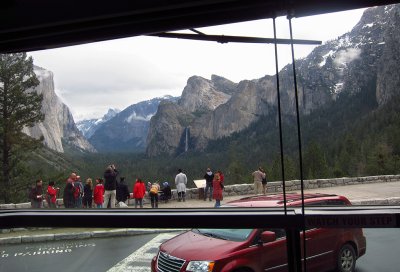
left=356, top=228, right=400, bottom=272
left=1, top=229, right=400, bottom=272
left=0, top=233, right=161, bottom=272
left=1, top=181, right=400, bottom=245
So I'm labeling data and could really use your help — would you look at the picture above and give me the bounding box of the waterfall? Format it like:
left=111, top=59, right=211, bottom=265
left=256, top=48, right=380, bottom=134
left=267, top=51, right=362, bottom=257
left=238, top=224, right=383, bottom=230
left=185, top=127, right=189, bottom=152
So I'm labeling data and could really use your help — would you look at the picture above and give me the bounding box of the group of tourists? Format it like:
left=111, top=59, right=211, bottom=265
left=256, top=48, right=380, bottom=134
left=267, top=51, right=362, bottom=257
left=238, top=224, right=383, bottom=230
left=29, top=164, right=268, bottom=209
left=28, top=164, right=174, bottom=209
left=131, top=179, right=172, bottom=208
left=203, top=168, right=225, bottom=208
left=203, top=166, right=268, bottom=208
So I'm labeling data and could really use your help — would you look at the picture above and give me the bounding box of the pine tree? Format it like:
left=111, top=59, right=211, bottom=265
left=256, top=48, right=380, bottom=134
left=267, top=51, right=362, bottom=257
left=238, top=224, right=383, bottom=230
left=0, top=53, right=44, bottom=203
left=303, top=141, right=329, bottom=179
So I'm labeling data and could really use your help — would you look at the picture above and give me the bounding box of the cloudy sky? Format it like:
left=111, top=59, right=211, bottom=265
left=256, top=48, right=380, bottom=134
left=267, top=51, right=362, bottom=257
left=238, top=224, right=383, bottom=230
left=29, top=8, right=366, bottom=121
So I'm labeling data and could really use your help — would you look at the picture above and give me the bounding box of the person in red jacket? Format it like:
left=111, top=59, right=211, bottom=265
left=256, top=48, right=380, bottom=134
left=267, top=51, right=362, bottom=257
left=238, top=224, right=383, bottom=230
left=212, top=171, right=224, bottom=208
left=93, top=178, right=105, bottom=208
left=46, top=181, right=59, bottom=208
left=133, top=178, right=146, bottom=208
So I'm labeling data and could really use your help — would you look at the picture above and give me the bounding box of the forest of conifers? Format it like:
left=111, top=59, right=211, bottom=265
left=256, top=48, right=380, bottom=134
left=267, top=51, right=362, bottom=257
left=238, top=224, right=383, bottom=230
left=21, top=77, right=399, bottom=204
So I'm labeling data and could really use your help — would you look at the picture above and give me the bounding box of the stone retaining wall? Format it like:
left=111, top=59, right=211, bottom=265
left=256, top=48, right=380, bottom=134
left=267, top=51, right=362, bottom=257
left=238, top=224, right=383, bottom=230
left=169, top=174, right=400, bottom=201
left=1, top=174, right=400, bottom=209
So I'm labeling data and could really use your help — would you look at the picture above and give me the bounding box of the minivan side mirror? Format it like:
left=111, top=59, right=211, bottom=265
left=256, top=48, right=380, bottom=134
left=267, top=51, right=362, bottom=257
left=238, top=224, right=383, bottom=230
left=260, top=231, right=276, bottom=243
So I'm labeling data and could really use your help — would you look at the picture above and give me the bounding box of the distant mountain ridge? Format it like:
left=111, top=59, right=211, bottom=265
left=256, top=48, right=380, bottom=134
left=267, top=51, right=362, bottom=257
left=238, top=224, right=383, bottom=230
left=87, top=96, right=178, bottom=153
left=77, top=108, right=120, bottom=139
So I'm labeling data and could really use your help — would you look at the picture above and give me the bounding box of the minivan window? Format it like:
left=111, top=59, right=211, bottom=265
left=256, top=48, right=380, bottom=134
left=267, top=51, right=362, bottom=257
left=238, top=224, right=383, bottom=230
left=193, top=229, right=254, bottom=241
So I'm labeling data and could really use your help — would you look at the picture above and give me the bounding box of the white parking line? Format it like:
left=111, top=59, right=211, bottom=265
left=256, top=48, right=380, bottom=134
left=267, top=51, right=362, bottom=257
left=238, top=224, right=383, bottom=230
left=108, top=233, right=178, bottom=272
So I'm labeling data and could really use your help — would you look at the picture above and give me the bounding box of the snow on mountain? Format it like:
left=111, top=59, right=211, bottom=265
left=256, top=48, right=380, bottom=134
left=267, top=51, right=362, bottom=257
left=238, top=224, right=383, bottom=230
left=76, top=108, right=120, bottom=139
left=88, top=96, right=178, bottom=153
left=147, top=4, right=400, bottom=156
left=125, top=111, right=154, bottom=123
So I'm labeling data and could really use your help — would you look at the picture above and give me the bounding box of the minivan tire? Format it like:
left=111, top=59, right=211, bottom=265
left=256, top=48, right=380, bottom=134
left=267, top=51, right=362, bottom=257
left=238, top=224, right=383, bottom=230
left=336, top=244, right=356, bottom=272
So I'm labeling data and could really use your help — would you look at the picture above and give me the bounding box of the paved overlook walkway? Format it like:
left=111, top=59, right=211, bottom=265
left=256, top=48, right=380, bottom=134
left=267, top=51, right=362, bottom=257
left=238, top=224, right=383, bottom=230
left=159, top=181, right=400, bottom=208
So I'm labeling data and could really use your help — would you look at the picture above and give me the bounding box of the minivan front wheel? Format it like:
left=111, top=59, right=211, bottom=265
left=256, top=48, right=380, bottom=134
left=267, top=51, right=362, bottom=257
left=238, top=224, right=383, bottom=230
left=337, top=244, right=356, bottom=272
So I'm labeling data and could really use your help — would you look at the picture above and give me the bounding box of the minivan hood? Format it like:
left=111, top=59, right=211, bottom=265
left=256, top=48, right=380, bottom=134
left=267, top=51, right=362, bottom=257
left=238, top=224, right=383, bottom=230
left=160, top=230, right=246, bottom=260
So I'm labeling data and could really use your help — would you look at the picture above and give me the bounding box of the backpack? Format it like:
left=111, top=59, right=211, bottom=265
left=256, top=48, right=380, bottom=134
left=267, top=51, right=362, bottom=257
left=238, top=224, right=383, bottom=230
left=150, top=184, right=159, bottom=194
left=28, top=186, right=35, bottom=200
left=46, top=190, right=51, bottom=204
left=73, top=183, right=81, bottom=199
left=262, top=177, right=267, bottom=183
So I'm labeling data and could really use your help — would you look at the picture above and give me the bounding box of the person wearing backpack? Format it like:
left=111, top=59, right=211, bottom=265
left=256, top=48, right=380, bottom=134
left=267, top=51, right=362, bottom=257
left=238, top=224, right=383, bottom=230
left=73, top=176, right=84, bottom=208
left=63, top=182, right=75, bottom=208
left=149, top=182, right=160, bottom=208
left=46, top=181, right=59, bottom=208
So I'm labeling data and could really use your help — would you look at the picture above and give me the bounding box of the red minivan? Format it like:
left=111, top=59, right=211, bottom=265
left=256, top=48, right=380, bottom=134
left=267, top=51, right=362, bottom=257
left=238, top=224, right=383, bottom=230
left=151, top=193, right=366, bottom=272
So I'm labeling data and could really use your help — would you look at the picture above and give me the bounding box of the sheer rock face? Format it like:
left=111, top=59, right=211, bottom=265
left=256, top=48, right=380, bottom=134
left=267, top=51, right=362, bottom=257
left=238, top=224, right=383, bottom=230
left=147, top=5, right=400, bottom=156
left=376, top=5, right=400, bottom=106
left=22, top=67, right=96, bottom=153
left=178, top=75, right=233, bottom=113
left=147, top=4, right=400, bottom=157
left=146, top=72, right=330, bottom=156
left=146, top=101, right=193, bottom=156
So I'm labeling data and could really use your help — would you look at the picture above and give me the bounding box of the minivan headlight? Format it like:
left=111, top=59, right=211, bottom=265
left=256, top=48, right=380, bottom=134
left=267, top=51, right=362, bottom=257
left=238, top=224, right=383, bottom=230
left=186, top=260, right=215, bottom=272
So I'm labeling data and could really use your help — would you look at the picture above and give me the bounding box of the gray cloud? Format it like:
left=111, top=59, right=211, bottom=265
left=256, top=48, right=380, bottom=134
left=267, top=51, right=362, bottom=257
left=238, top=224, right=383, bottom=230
left=30, top=9, right=365, bottom=121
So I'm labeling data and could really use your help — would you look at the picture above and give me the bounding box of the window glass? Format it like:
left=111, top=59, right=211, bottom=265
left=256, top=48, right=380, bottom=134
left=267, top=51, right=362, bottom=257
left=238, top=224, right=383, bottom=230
left=193, top=228, right=254, bottom=241
left=1, top=3, right=400, bottom=272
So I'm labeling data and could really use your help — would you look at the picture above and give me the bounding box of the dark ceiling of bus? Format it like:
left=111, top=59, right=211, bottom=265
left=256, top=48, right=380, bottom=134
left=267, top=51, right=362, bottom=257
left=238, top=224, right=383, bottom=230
left=0, top=0, right=399, bottom=52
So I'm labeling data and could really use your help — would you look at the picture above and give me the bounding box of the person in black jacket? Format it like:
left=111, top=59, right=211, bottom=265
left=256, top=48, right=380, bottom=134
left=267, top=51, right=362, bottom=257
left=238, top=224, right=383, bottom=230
left=63, top=182, right=75, bottom=208
left=116, top=177, right=130, bottom=205
left=203, top=168, right=214, bottom=201
left=160, top=181, right=172, bottom=203
left=83, top=178, right=93, bottom=208
left=103, top=164, right=118, bottom=208
left=30, top=179, right=43, bottom=208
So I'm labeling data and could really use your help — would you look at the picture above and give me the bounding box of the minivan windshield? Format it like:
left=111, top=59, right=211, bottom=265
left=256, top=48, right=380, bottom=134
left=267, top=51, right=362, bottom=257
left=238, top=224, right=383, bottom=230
left=193, top=228, right=254, bottom=241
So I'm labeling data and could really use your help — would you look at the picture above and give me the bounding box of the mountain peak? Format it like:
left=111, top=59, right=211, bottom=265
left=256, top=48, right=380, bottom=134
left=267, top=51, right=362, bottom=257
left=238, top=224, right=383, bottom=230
left=104, top=108, right=120, bottom=120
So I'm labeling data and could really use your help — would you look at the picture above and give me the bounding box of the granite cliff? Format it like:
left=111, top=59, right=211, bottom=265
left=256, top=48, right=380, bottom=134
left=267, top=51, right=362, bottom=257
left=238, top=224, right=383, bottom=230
left=146, top=4, right=400, bottom=157
left=22, top=67, right=96, bottom=153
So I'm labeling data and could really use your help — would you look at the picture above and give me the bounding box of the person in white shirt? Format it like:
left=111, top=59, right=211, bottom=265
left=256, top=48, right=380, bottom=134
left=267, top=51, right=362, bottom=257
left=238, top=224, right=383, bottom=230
left=175, top=169, right=188, bottom=202
left=252, top=167, right=266, bottom=195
